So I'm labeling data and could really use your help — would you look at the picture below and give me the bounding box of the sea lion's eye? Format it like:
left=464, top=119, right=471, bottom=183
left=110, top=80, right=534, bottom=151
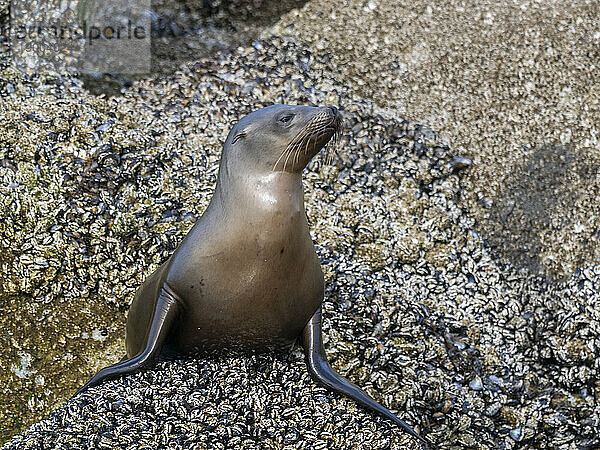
left=232, top=133, right=245, bottom=144
left=279, top=114, right=294, bottom=124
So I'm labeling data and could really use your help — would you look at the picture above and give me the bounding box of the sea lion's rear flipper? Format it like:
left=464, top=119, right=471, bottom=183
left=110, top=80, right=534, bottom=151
left=302, top=307, right=433, bottom=448
left=72, top=284, right=181, bottom=398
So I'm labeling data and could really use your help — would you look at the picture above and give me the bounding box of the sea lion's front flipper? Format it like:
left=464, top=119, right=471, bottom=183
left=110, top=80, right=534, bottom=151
left=302, top=307, right=433, bottom=448
left=72, top=284, right=181, bottom=398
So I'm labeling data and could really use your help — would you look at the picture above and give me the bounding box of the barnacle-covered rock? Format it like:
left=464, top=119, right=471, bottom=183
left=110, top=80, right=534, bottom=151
left=1, top=5, right=599, bottom=450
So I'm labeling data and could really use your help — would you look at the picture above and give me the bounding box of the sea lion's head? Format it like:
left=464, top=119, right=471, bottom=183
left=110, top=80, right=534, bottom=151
left=223, top=105, right=341, bottom=175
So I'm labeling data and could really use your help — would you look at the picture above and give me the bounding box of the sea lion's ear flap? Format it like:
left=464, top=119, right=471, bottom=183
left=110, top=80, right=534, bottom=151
left=232, top=123, right=253, bottom=144
left=232, top=132, right=246, bottom=145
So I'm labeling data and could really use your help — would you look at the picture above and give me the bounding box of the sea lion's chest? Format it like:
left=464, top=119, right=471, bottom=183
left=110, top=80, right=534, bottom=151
left=209, top=204, right=318, bottom=301
left=165, top=199, right=323, bottom=352
left=164, top=183, right=323, bottom=343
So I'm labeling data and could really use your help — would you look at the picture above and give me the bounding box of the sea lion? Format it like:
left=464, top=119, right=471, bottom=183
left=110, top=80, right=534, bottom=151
left=74, top=105, right=430, bottom=446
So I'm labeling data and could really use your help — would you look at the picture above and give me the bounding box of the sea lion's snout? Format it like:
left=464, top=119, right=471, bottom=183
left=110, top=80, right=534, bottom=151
left=329, top=105, right=342, bottom=133
left=328, top=106, right=341, bottom=127
left=311, top=105, right=342, bottom=165
left=326, top=106, right=342, bottom=133
left=322, top=105, right=340, bottom=128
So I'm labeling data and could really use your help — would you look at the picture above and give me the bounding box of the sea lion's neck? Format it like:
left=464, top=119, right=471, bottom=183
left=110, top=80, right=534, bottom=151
left=214, top=162, right=305, bottom=220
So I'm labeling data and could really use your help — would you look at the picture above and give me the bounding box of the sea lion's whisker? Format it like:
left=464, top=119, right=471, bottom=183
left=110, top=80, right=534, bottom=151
left=293, top=138, right=303, bottom=169
left=304, top=133, right=311, bottom=155
left=273, top=147, right=289, bottom=172
left=283, top=142, right=296, bottom=172
left=292, top=138, right=304, bottom=170
left=319, top=126, right=339, bottom=165
left=274, top=134, right=301, bottom=171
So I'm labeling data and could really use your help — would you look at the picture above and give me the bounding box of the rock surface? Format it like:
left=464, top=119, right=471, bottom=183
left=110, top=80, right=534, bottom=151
left=1, top=0, right=599, bottom=448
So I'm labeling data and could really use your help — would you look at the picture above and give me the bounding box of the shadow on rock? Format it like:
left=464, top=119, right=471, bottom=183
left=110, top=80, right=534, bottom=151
left=483, top=143, right=599, bottom=280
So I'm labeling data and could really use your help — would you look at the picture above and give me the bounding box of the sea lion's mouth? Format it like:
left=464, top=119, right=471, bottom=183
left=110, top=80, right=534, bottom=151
left=273, top=107, right=342, bottom=172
